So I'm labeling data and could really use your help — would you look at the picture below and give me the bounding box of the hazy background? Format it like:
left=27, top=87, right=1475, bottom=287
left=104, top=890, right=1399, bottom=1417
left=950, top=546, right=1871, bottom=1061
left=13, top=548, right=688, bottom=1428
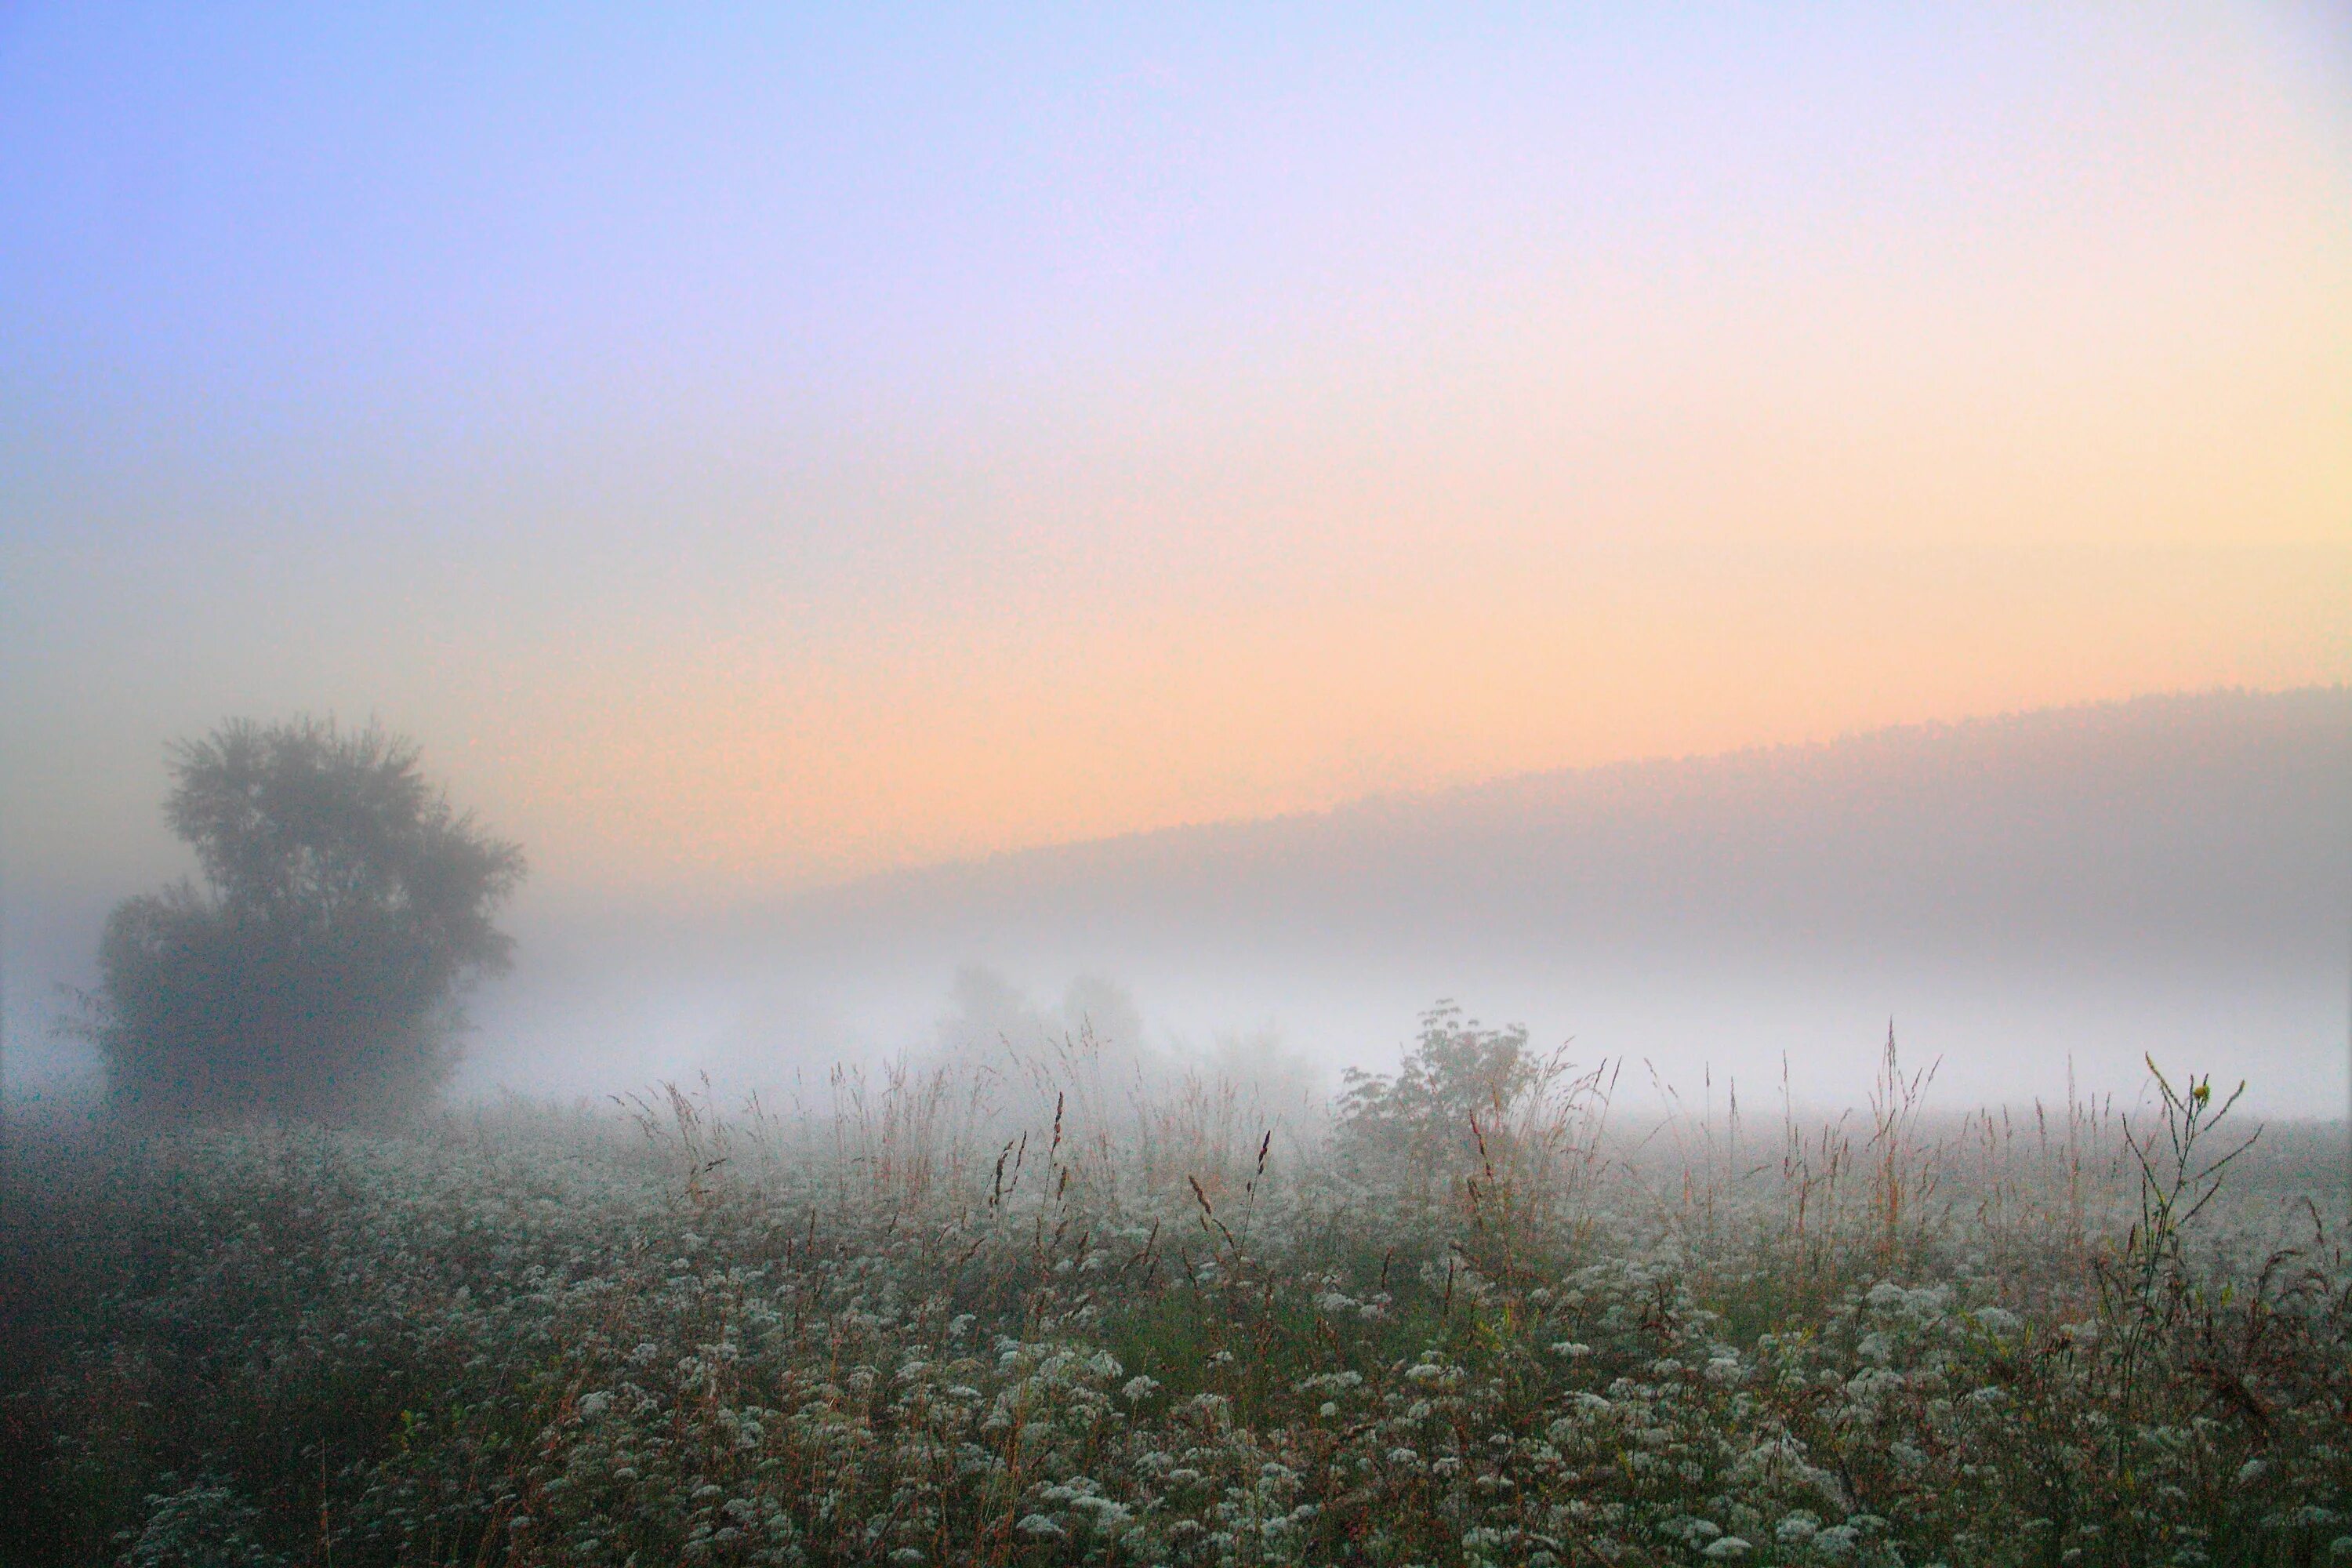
left=449, top=688, right=2352, bottom=1115
left=4, top=7, right=2348, bottom=1112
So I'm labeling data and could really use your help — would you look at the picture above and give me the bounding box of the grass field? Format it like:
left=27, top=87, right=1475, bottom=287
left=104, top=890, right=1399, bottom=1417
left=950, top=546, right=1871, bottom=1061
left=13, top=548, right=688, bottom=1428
left=5, top=1019, right=2348, bottom=1567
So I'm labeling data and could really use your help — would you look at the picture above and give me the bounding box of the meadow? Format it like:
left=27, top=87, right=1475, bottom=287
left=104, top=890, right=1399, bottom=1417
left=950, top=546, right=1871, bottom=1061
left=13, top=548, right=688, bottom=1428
left=5, top=1013, right=2347, bottom=1567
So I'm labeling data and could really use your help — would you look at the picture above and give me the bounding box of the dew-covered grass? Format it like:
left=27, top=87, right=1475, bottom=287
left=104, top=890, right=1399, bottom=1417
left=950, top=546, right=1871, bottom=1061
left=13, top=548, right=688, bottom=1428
left=5, top=1025, right=2348, bottom=1567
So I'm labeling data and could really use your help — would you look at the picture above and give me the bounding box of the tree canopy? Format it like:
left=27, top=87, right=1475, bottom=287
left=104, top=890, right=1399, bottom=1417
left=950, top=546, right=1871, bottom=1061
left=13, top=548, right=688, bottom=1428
left=85, top=717, right=525, bottom=1122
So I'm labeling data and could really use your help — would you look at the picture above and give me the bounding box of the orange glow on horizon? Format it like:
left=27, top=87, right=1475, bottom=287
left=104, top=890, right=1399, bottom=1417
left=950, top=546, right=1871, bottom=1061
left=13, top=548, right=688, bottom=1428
left=456, top=546, right=2351, bottom=898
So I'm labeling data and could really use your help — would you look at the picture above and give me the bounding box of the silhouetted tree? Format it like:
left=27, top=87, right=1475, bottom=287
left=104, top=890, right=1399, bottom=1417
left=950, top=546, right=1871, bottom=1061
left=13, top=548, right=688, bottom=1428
left=82, top=717, right=525, bottom=1123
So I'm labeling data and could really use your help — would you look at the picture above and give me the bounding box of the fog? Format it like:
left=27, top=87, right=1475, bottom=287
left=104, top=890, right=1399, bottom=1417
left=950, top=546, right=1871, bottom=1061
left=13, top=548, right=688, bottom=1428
left=292, top=688, right=2352, bottom=1116
left=5, top=6, right=2350, bottom=1129
left=9, top=687, right=2343, bottom=1122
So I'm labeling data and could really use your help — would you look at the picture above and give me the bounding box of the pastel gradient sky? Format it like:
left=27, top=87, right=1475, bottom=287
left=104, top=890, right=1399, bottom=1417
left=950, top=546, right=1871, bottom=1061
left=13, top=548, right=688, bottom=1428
left=5, top=4, right=2349, bottom=900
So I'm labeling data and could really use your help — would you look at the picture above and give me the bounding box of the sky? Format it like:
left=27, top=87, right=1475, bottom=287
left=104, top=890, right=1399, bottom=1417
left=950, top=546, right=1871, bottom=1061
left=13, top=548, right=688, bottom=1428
left=5, top=5, right=2350, bottom=918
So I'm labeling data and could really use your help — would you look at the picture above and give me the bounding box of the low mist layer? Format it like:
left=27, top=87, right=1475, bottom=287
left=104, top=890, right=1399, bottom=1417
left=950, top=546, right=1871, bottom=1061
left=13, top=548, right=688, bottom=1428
left=12, top=688, right=2343, bottom=1116
left=441, top=687, right=2347, bottom=1114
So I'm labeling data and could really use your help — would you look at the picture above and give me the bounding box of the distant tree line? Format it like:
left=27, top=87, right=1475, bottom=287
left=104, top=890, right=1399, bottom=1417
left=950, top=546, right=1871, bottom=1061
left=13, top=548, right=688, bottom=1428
left=74, top=717, right=524, bottom=1123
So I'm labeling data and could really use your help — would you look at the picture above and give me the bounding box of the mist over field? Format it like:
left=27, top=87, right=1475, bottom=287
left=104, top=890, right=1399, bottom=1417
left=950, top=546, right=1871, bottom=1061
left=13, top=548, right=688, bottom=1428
left=6, top=8, right=2352, bottom=1563
left=11, top=687, right=2345, bottom=1117
left=472, top=686, right=2352, bottom=1115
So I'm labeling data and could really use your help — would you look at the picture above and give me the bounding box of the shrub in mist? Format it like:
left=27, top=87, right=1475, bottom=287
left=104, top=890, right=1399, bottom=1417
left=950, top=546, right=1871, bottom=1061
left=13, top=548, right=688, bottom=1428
left=1337, top=1002, right=1545, bottom=1175
left=74, top=716, right=524, bottom=1123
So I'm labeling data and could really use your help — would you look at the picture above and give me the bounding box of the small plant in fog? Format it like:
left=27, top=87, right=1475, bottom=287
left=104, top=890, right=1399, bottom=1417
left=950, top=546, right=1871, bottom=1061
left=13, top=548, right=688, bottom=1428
left=1337, top=1003, right=1546, bottom=1176
left=70, top=716, right=525, bottom=1123
left=1336, top=1004, right=1615, bottom=1254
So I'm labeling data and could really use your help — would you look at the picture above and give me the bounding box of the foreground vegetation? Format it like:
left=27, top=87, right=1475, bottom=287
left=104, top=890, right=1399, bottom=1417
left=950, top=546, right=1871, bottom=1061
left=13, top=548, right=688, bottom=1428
left=5, top=1015, right=2349, bottom=1566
